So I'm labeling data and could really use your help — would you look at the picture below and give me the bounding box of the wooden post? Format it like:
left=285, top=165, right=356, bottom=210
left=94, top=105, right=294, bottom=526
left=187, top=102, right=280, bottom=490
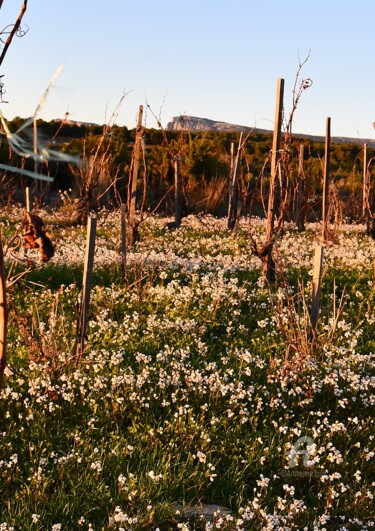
left=264, top=78, right=284, bottom=282
left=76, top=215, right=97, bottom=356
left=228, top=132, right=243, bottom=229
left=227, top=142, right=235, bottom=226
left=33, top=117, right=40, bottom=203
left=121, top=203, right=127, bottom=279
left=362, top=142, right=367, bottom=218
left=23, top=118, right=38, bottom=213
left=33, top=117, right=38, bottom=175
left=362, top=143, right=371, bottom=232
left=128, top=105, right=143, bottom=244
left=0, top=233, right=8, bottom=391
left=25, top=186, right=33, bottom=212
left=174, top=157, right=182, bottom=227
left=322, top=117, right=331, bottom=241
left=310, top=244, right=324, bottom=333
left=230, top=141, right=235, bottom=178
left=295, top=143, right=305, bottom=232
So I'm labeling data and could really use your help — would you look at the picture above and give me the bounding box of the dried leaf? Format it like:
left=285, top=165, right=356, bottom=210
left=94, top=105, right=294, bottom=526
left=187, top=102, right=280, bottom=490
left=23, top=211, right=54, bottom=263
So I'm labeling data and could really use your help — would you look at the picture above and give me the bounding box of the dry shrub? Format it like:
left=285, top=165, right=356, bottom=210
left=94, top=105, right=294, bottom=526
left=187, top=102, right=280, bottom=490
left=188, top=176, right=228, bottom=215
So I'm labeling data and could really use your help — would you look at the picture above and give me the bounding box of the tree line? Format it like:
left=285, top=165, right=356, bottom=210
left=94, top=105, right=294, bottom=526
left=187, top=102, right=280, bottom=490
left=0, top=116, right=374, bottom=224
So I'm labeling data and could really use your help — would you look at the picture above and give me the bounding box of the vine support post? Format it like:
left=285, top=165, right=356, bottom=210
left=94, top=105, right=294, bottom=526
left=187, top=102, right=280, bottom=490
left=0, top=233, right=8, bottom=391
left=322, top=117, right=331, bottom=242
left=128, top=104, right=143, bottom=245
left=227, top=142, right=234, bottom=226
left=230, top=141, right=235, bottom=175
left=362, top=143, right=371, bottom=232
left=25, top=185, right=33, bottom=212
left=310, top=243, right=324, bottom=334
left=295, top=143, right=305, bottom=232
left=121, top=203, right=127, bottom=279
left=227, top=132, right=243, bottom=230
left=264, top=77, right=284, bottom=282
left=362, top=142, right=368, bottom=218
left=174, top=156, right=182, bottom=228
left=75, top=215, right=97, bottom=357
left=33, top=117, right=38, bottom=194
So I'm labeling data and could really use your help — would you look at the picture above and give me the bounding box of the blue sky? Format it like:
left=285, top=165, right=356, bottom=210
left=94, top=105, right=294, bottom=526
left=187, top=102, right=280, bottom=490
left=0, top=0, right=374, bottom=138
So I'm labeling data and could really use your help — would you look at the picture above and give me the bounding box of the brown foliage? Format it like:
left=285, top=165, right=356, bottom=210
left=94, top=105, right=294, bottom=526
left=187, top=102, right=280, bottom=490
left=22, top=211, right=54, bottom=262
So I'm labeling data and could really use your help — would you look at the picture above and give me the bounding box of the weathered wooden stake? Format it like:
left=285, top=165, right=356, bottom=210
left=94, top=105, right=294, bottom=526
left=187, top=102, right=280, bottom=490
left=33, top=117, right=38, bottom=174
left=76, top=215, right=97, bottom=356
left=33, top=117, right=41, bottom=201
left=362, top=143, right=372, bottom=232
left=128, top=105, right=143, bottom=244
left=25, top=186, right=33, bottom=212
left=322, top=117, right=331, bottom=241
left=227, top=132, right=243, bottom=229
left=121, top=203, right=127, bottom=279
left=0, top=233, right=8, bottom=391
left=362, top=143, right=368, bottom=217
left=174, top=157, right=182, bottom=228
left=230, top=142, right=235, bottom=174
left=227, top=142, right=234, bottom=223
left=295, top=143, right=305, bottom=232
left=264, top=78, right=284, bottom=282
left=310, top=244, right=324, bottom=333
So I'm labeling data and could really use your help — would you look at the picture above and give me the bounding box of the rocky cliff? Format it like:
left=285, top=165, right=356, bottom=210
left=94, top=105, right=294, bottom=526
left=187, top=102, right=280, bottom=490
left=166, top=115, right=375, bottom=147
left=166, top=115, right=267, bottom=133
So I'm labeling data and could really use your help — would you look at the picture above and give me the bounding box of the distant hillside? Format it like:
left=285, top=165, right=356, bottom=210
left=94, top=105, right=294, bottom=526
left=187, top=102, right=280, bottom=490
left=166, top=115, right=268, bottom=134
left=166, top=115, right=375, bottom=147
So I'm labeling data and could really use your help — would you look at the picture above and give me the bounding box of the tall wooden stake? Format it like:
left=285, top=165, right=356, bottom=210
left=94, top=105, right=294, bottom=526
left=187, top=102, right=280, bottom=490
left=230, top=142, right=235, bottom=177
left=128, top=105, right=143, bottom=244
left=76, top=215, right=97, bottom=356
left=121, top=203, right=127, bottom=279
left=295, top=143, right=305, bottom=232
left=227, top=142, right=234, bottom=224
left=322, top=117, right=331, bottom=241
left=32, top=117, right=39, bottom=205
left=264, top=78, right=284, bottom=282
left=0, top=233, right=8, bottom=391
left=362, top=143, right=367, bottom=217
left=362, top=143, right=371, bottom=231
left=174, top=157, right=182, bottom=227
left=311, top=244, right=324, bottom=333
left=228, top=132, right=243, bottom=229
left=33, top=117, right=38, bottom=175
left=25, top=186, right=32, bottom=212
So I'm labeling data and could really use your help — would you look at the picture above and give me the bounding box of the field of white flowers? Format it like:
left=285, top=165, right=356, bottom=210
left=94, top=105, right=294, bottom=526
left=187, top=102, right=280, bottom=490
left=0, top=207, right=374, bottom=530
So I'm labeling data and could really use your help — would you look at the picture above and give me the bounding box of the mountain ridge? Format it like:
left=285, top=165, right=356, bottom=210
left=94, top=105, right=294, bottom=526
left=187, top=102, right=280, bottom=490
left=166, top=115, right=375, bottom=147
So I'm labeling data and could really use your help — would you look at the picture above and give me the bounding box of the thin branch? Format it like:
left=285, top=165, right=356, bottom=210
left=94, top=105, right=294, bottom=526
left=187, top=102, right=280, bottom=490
left=286, top=51, right=313, bottom=135
left=0, top=0, right=28, bottom=67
